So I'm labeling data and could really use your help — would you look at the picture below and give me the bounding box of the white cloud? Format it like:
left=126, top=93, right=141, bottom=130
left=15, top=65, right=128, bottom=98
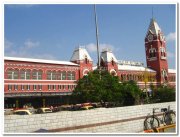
left=86, top=43, right=114, bottom=53
left=24, top=39, right=39, bottom=48
left=167, top=51, right=175, bottom=58
left=166, top=32, right=176, bottom=42
left=5, top=39, right=14, bottom=50
left=86, top=43, right=97, bottom=52
left=5, top=39, right=56, bottom=60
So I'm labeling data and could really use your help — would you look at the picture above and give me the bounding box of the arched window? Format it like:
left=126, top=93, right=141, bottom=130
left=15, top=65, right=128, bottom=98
left=160, top=47, right=166, bottom=58
left=72, top=72, right=75, bottom=80
left=14, top=69, right=19, bottom=79
left=164, top=52, right=166, bottom=57
left=127, top=74, right=129, bottom=81
left=52, top=71, right=56, bottom=80
left=26, top=70, right=31, bottom=79
left=124, top=75, right=127, bottom=81
left=62, top=71, right=66, bottom=80
left=149, top=48, right=156, bottom=58
left=47, top=71, right=51, bottom=80
left=85, top=55, right=88, bottom=64
left=20, top=69, right=31, bottom=80
left=7, top=69, right=13, bottom=79
left=20, top=69, right=25, bottom=79
left=135, top=75, right=138, bottom=81
left=57, top=71, right=62, bottom=80
left=46, top=70, right=56, bottom=80
left=138, top=75, right=140, bottom=81
left=133, top=75, right=136, bottom=81
left=67, top=71, right=72, bottom=80
left=38, top=70, right=43, bottom=80
left=32, top=70, right=38, bottom=80
left=32, top=70, right=42, bottom=80
left=162, top=69, right=168, bottom=81
left=111, top=58, right=114, bottom=66
left=67, top=71, right=76, bottom=80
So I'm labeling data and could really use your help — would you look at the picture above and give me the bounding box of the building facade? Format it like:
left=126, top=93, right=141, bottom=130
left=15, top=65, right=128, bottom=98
left=4, top=18, right=176, bottom=108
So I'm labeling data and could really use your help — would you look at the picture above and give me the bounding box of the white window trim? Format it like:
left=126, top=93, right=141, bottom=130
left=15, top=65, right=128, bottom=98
left=33, top=85, right=36, bottom=90
left=21, top=85, right=24, bottom=90
left=14, top=85, right=18, bottom=91
left=8, top=85, right=12, bottom=91
left=39, top=85, right=42, bottom=90
left=53, top=85, right=56, bottom=90
left=48, top=85, right=51, bottom=90
left=27, top=85, right=30, bottom=91
left=12, top=72, right=14, bottom=80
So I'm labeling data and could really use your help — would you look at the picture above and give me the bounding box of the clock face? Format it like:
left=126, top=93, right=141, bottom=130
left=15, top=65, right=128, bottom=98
left=148, top=34, right=153, bottom=42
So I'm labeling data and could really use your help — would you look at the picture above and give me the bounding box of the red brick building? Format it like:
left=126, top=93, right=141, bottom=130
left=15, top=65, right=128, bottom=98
left=4, top=18, right=176, bottom=108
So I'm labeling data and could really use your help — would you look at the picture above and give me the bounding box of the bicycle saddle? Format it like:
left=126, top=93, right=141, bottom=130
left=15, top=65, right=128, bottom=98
left=161, top=108, right=167, bottom=112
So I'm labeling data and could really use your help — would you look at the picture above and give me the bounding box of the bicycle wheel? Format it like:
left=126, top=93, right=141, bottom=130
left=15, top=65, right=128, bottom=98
left=144, top=117, right=160, bottom=130
left=164, top=111, right=176, bottom=125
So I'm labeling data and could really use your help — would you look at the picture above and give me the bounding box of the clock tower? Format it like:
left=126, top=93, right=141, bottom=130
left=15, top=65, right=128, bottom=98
left=145, top=18, right=168, bottom=84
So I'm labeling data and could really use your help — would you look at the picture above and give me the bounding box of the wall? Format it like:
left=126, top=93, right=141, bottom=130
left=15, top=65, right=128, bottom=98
left=4, top=102, right=176, bottom=133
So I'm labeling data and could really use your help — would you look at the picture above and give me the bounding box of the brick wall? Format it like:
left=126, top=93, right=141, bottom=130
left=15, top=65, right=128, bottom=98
left=4, top=102, right=176, bottom=133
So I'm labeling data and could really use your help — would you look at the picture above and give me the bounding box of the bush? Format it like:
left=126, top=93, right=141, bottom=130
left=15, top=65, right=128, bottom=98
left=150, top=86, right=175, bottom=103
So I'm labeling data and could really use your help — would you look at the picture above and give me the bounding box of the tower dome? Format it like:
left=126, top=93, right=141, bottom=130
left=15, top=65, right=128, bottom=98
left=70, top=46, right=92, bottom=62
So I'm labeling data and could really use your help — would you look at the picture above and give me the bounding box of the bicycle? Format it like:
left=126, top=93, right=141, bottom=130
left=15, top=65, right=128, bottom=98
left=144, top=106, right=176, bottom=130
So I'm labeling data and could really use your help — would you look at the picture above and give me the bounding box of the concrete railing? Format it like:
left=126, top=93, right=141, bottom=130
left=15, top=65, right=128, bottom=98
left=4, top=102, right=176, bottom=133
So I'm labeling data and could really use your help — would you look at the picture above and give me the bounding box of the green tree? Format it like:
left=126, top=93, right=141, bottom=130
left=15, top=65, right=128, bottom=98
left=121, top=80, right=142, bottom=106
left=152, top=86, right=175, bottom=103
left=71, top=70, right=123, bottom=105
left=72, top=70, right=142, bottom=106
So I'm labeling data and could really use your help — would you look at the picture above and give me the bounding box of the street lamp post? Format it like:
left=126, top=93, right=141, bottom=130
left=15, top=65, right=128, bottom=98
left=94, top=4, right=101, bottom=79
left=94, top=4, right=100, bottom=69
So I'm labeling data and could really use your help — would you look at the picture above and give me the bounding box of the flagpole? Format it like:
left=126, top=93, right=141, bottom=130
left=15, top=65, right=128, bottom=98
left=94, top=4, right=100, bottom=69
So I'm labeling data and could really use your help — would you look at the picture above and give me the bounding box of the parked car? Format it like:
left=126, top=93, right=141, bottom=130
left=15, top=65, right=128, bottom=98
left=80, top=105, right=94, bottom=110
left=36, top=108, right=52, bottom=114
left=52, top=106, right=60, bottom=112
left=69, top=104, right=82, bottom=111
left=58, top=105, right=72, bottom=111
left=4, top=109, right=14, bottom=115
left=13, top=109, right=32, bottom=115
left=27, top=107, right=37, bottom=114
left=91, top=102, right=102, bottom=108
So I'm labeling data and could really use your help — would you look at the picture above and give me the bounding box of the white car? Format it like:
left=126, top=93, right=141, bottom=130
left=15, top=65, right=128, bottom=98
left=36, top=108, right=52, bottom=114
left=13, top=109, right=32, bottom=115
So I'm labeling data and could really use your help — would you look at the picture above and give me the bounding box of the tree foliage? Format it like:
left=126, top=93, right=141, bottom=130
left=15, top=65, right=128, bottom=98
left=121, top=80, right=142, bottom=106
left=71, top=70, right=141, bottom=106
left=150, top=85, right=175, bottom=103
left=71, top=70, right=175, bottom=106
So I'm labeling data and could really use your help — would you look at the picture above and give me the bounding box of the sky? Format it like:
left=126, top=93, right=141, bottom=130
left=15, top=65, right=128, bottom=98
left=4, top=4, right=176, bottom=69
